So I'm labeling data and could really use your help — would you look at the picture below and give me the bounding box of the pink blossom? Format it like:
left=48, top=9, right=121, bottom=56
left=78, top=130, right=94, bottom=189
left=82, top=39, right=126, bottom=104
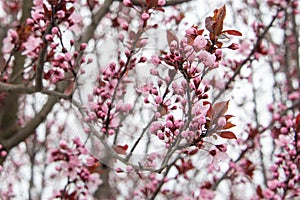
left=155, top=96, right=163, bottom=104
left=158, top=0, right=166, bottom=6
left=288, top=91, right=300, bottom=100
left=123, top=0, right=132, bottom=6
left=52, top=27, right=59, bottom=34
left=198, top=50, right=216, bottom=67
left=276, top=135, right=290, bottom=147
left=26, top=18, right=34, bottom=25
left=150, top=121, right=163, bottom=133
left=210, top=151, right=228, bottom=170
left=2, top=29, right=18, bottom=54
left=150, top=68, right=159, bottom=75
left=59, top=140, right=68, bottom=149
left=1, top=151, right=7, bottom=157
left=151, top=55, right=161, bottom=65
left=56, top=10, right=65, bottom=18
left=193, top=35, right=207, bottom=50
left=185, top=27, right=197, bottom=37
left=141, top=12, right=150, bottom=21
left=217, top=117, right=226, bottom=127
left=170, top=40, right=178, bottom=52
left=157, top=130, right=164, bottom=139
left=267, top=180, right=278, bottom=190
left=80, top=43, right=87, bottom=51
left=199, top=189, right=215, bottom=200
left=228, top=43, right=239, bottom=50
left=22, top=35, right=42, bottom=57
left=262, top=189, right=275, bottom=199
left=118, top=33, right=124, bottom=41
left=85, top=156, right=96, bottom=167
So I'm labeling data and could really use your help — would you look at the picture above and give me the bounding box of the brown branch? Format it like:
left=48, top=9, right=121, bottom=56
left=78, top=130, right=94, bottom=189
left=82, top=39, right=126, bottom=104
left=35, top=26, right=52, bottom=91
left=2, top=93, right=58, bottom=150
left=79, top=0, right=114, bottom=45
left=0, top=1, right=33, bottom=140
left=0, top=82, right=35, bottom=93
left=0, top=81, right=71, bottom=99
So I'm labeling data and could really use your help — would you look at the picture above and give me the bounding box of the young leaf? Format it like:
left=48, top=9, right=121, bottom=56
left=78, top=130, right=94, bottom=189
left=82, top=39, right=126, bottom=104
left=205, top=5, right=226, bottom=37
left=213, top=5, right=226, bottom=36
left=222, top=30, right=243, bottom=36
left=114, top=144, right=129, bottom=155
left=223, top=121, right=236, bottom=129
left=212, top=100, right=229, bottom=120
left=219, top=131, right=237, bottom=139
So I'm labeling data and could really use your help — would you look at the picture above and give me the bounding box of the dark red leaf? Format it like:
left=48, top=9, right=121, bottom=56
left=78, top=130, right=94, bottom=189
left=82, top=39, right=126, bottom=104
left=205, top=5, right=226, bottom=36
left=223, top=121, right=236, bottom=129
left=256, top=186, right=263, bottom=198
left=219, top=131, right=237, bottom=139
left=114, top=144, right=128, bottom=155
left=212, top=100, right=229, bottom=120
left=225, top=115, right=234, bottom=120
left=222, top=30, right=242, bottom=36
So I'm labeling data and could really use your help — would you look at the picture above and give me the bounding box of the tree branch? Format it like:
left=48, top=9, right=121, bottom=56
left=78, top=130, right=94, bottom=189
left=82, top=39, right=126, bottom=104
left=79, top=0, right=114, bottom=45
left=213, top=9, right=282, bottom=102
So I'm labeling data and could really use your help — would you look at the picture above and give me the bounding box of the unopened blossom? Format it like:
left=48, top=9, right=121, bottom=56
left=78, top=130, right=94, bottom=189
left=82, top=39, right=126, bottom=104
left=157, top=0, right=166, bottom=6
left=141, top=12, right=150, bottom=21
left=193, top=35, right=207, bottom=50
left=123, top=0, right=132, bottom=6
left=185, top=27, right=197, bottom=37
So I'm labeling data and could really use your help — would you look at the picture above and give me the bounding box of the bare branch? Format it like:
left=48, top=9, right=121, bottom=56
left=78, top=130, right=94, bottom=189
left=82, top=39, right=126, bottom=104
left=79, top=0, right=114, bottom=45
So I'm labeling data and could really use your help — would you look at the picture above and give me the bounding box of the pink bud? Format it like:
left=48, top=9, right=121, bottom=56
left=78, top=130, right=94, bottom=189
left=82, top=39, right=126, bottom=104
left=157, top=0, right=166, bottom=6
left=52, top=27, right=59, bottom=34
left=0, top=151, right=7, bottom=157
left=59, top=140, right=68, bottom=149
left=141, top=12, right=150, bottom=21
left=57, top=10, right=65, bottom=18
left=185, top=27, right=197, bottom=37
left=228, top=43, right=240, bottom=50
left=123, top=0, right=132, bottom=7
left=87, top=57, right=93, bottom=64
left=155, top=96, right=163, bottom=104
left=151, top=55, right=161, bottom=65
left=80, top=43, right=87, bottom=51
left=26, top=18, right=34, bottom=25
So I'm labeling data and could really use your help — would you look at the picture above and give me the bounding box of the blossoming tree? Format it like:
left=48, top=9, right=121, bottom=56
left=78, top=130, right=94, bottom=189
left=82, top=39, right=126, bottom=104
left=0, top=0, right=299, bottom=199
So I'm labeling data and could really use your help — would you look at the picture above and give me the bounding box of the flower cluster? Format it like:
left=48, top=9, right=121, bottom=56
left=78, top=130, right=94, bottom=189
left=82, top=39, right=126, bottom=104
left=49, top=137, right=102, bottom=199
left=258, top=105, right=300, bottom=199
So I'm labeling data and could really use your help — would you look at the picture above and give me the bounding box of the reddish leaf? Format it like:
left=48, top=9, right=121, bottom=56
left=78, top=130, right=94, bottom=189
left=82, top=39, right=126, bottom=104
left=212, top=100, right=229, bottom=120
left=295, top=113, right=300, bottom=130
left=223, top=121, right=236, bottom=129
left=256, top=186, right=263, bottom=198
left=114, top=144, right=128, bottom=155
left=197, top=29, right=204, bottom=35
left=224, top=115, right=234, bottom=120
left=222, top=29, right=242, bottom=36
left=205, top=5, right=226, bottom=36
left=203, top=101, right=212, bottom=118
left=166, top=30, right=179, bottom=49
left=219, top=131, right=237, bottom=139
